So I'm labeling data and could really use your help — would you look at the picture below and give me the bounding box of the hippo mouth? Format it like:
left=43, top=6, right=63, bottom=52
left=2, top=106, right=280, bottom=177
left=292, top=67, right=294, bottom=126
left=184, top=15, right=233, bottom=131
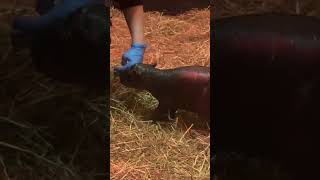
left=117, top=69, right=140, bottom=88
left=119, top=75, right=136, bottom=87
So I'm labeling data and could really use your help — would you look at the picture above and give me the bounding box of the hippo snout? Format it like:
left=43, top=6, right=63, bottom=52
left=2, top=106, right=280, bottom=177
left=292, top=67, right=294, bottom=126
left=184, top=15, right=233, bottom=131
left=118, top=63, right=157, bottom=88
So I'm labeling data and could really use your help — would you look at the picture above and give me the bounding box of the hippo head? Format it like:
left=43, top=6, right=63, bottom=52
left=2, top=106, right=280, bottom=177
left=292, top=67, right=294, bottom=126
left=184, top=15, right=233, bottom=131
left=119, top=63, right=157, bottom=89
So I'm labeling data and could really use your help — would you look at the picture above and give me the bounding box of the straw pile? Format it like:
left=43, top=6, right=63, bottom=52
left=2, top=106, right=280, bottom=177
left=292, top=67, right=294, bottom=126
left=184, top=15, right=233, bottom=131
left=110, top=6, right=210, bottom=180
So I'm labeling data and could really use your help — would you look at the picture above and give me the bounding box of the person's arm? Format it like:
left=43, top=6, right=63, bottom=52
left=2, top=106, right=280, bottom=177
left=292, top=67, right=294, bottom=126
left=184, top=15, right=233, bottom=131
left=122, top=5, right=145, bottom=44
left=114, top=1, right=147, bottom=73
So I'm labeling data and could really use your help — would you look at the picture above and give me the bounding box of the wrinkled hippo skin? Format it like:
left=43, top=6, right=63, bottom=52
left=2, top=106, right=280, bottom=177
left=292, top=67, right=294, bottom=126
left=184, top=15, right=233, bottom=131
left=119, top=63, right=210, bottom=121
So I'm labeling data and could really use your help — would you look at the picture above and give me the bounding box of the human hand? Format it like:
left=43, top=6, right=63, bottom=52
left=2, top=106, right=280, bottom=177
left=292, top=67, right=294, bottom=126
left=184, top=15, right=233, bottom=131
left=114, top=43, right=146, bottom=74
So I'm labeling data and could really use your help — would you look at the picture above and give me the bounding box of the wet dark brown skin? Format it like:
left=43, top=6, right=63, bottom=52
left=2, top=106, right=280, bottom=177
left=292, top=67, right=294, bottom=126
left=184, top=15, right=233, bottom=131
left=214, top=14, right=320, bottom=179
left=119, top=63, right=210, bottom=121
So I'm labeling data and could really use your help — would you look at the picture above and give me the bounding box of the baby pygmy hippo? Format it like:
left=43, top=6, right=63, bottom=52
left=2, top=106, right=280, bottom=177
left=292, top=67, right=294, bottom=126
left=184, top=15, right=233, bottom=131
left=118, top=63, right=210, bottom=121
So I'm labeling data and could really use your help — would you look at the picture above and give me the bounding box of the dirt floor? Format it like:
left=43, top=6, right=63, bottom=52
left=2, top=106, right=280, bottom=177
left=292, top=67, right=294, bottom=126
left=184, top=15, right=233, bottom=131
left=110, top=6, right=210, bottom=180
left=213, top=0, right=320, bottom=19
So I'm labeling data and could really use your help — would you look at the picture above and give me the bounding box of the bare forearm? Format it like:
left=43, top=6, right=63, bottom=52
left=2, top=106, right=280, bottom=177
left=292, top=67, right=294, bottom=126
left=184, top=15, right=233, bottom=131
left=122, top=5, right=145, bottom=44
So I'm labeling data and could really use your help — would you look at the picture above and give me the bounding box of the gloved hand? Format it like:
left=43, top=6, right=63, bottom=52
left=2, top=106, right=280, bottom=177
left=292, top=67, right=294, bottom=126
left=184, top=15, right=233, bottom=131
left=13, top=0, right=100, bottom=31
left=114, top=43, right=146, bottom=74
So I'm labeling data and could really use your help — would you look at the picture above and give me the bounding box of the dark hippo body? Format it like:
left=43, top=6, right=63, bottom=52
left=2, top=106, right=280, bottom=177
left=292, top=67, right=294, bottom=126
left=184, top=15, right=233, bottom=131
left=214, top=14, right=320, bottom=179
left=119, top=63, right=210, bottom=121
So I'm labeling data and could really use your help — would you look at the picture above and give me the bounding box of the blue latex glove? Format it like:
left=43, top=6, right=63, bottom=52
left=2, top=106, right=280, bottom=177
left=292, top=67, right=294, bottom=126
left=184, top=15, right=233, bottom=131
left=13, top=0, right=100, bottom=31
left=114, top=43, right=146, bottom=74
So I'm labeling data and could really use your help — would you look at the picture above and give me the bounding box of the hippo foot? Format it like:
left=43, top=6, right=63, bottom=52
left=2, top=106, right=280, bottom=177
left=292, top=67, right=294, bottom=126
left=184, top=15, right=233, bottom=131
left=168, top=109, right=178, bottom=120
left=150, top=113, right=168, bottom=122
left=150, top=109, right=177, bottom=122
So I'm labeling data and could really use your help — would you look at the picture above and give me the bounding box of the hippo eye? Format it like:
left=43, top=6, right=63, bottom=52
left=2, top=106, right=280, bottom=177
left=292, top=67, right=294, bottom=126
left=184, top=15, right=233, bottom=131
left=130, top=69, right=139, bottom=76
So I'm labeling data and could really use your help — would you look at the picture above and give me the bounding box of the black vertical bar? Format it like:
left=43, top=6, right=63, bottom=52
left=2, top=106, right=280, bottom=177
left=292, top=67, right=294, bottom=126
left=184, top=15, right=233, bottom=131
left=105, top=1, right=111, bottom=180
left=210, top=1, right=216, bottom=179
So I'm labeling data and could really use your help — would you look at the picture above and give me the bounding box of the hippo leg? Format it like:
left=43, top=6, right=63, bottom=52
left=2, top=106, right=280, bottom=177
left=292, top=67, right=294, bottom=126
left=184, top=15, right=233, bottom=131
left=151, top=102, right=175, bottom=122
left=168, top=108, right=178, bottom=121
